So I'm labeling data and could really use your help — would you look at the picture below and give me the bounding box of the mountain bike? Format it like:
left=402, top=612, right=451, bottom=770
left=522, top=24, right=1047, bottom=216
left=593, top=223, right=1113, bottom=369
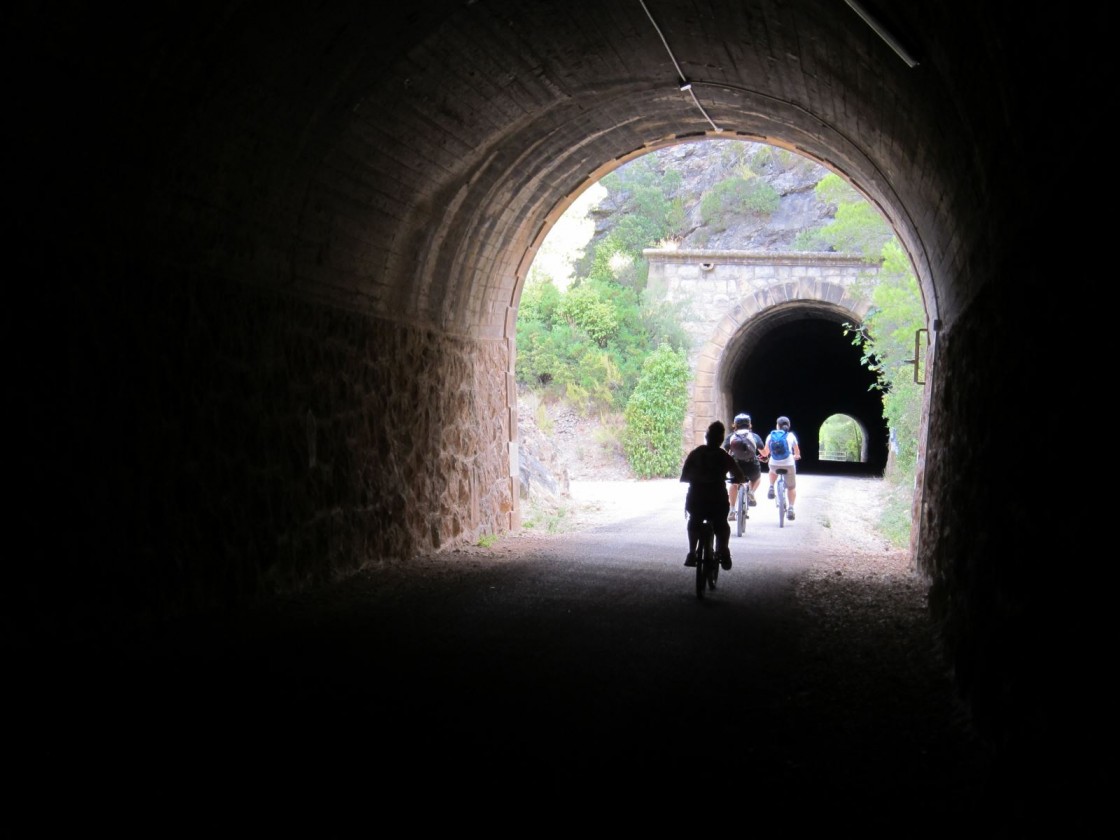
left=692, top=516, right=719, bottom=599
left=775, top=467, right=789, bottom=528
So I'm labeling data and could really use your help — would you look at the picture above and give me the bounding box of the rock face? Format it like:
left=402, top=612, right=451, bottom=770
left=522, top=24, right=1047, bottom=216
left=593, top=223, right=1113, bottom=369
left=517, top=392, right=633, bottom=494
left=588, top=140, right=836, bottom=253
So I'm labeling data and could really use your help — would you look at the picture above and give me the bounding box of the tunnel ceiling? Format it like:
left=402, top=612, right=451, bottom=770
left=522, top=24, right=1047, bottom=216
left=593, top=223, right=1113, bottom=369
left=332, top=0, right=952, bottom=337
left=720, top=301, right=856, bottom=377
left=9, top=3, right=1087, bottom=774
left=19, top=0, right=1009, bottom=342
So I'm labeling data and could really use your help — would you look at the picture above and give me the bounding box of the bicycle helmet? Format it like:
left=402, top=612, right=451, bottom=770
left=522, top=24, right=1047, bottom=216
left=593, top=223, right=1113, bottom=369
left=776, top=415, right=790, bottom=430
left=733, top=412, right=751, bottom=429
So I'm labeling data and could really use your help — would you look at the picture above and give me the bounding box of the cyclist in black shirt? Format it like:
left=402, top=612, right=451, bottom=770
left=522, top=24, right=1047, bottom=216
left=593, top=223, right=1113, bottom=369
left=680, top=421, right=746, bottom=570
left=723, top=412, right=764, bottom=518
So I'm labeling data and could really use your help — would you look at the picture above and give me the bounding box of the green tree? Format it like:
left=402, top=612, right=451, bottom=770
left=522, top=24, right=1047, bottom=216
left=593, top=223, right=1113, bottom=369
left=517, top=318, right=572, bottom=388
left=558, top=280, right=620, bottom=348
left=848, top=262, right=924, bottom=549
left=813, top=174, right=893, bottom=257
left=517, top=261, right=690, bottom=416
left=622, top=344, right=691, bottom=478
left=578, top=157, right=687, bottom=285
left=820, top=415, right=863, bottom=461
left=847, top=238, right=925, bottom=476
left=518, top=275, right=562, bottom=325
left=599, top=157, right=685, bottom=241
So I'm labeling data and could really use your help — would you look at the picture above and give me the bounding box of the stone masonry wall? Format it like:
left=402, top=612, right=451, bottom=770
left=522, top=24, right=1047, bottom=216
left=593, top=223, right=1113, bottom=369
left=646, top=250, right=878, bottom=445
left=21, top=273, right=512, bottom=641
left=650, top=249, right=877, bottom=352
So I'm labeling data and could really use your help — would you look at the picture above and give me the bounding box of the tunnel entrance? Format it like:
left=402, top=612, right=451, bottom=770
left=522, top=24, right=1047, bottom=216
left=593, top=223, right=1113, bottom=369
left=818, top=414, right=867, bottom=463
left=724, top=310, right=888, bottom=477
left=518, top=139, right=897, bottom=486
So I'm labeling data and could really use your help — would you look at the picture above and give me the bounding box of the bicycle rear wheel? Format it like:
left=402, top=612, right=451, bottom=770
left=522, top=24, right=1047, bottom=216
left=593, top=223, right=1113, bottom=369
left=708, top=556, right=719, bottom=589
left=696, top=524, right=715, bottom=599
left=736, top=486, right=746, bottom=537
left=778, top=478, right=787, bottom=528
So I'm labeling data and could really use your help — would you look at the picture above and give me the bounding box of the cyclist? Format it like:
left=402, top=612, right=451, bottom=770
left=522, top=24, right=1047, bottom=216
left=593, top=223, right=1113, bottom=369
left=761, top=415, right=802, bottom=520
left=680, top=421, right=746, bottom=570
left=723, top=412, right=764, bottom=519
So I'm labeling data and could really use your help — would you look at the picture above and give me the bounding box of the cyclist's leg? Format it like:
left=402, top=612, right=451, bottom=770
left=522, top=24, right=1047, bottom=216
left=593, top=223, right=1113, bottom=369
left=685, top=515, right=700, bottom=565
left=786, top=467, right=797, bottom=518
left=767, top=464, right=777, bottom=498
left=747, top=462, right=761, bottom=505
left=714, top=515, right=732, bottom=568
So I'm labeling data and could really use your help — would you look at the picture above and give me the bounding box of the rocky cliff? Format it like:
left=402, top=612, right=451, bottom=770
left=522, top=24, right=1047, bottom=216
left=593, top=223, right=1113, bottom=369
left=589, top=139, right=836, bottom=253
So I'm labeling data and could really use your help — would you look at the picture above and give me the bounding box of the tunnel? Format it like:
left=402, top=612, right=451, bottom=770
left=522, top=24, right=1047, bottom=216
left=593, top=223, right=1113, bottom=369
left=721, top=303, right=889, bottom=476
left=8, top=0, right=1091, bottom=813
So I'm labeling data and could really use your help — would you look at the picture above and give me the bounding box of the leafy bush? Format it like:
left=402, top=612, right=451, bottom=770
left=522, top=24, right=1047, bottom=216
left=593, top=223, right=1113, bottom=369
left=519, top=276, right=563, bottom=325
left=592, top=157, right=688, bottom=280
left=829, top=210, right=924, bottom=546
left=699, top=176, right=781, bottom=230
left=790, top=227, right=835, bottom=252
left=878, top=483, right=914, bottom=550
left=622, top=344, right=691, bottom=477
left=516, top=319, right=573, bottom=388
left=558, top=281, right=620, bottom=347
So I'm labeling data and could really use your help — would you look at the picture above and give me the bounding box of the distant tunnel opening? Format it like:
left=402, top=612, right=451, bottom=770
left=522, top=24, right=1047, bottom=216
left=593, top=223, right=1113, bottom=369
left=724, top=313, right=888, bottom=476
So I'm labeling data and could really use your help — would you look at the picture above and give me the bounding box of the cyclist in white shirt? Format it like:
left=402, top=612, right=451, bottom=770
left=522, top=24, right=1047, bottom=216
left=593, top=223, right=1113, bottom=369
left=760, top=415, right=802, bottom=520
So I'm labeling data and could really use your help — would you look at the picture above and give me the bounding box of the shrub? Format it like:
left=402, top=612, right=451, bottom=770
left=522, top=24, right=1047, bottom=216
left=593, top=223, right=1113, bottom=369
left=622, top=344, right=691, bottom=478
left=699, top=176, right=781, bottom=230
left=558, top=282, right=620, bottom=347
left=518, top=276, right=563, bottom=325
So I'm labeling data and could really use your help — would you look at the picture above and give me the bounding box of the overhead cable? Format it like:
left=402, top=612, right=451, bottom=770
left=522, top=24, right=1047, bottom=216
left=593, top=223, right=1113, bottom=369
left=638, top=0, right=722, bottom=132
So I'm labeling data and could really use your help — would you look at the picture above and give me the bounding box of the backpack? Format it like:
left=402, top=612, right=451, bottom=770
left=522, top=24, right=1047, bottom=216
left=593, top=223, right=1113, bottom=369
left=769, top=429, right=791, bottom=460
left=728, top=430, right=758, bottom=463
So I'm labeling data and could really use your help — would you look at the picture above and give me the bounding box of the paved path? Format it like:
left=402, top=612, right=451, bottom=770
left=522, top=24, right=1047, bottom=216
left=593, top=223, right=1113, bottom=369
left=10, top=475, right=1007, bottom=829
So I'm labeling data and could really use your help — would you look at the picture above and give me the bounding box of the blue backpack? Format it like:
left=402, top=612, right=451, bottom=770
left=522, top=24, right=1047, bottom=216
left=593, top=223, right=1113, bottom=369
left=769, top=429, right=791, bottom=459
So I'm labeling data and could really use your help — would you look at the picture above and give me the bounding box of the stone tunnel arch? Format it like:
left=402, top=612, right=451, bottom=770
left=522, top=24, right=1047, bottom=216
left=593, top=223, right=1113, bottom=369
left=652, top=251, right=880, bottom=456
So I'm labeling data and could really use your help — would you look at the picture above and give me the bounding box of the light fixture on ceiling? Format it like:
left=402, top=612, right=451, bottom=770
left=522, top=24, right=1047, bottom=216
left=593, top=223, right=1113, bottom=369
left=844, top=1, right=920, bottom=68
